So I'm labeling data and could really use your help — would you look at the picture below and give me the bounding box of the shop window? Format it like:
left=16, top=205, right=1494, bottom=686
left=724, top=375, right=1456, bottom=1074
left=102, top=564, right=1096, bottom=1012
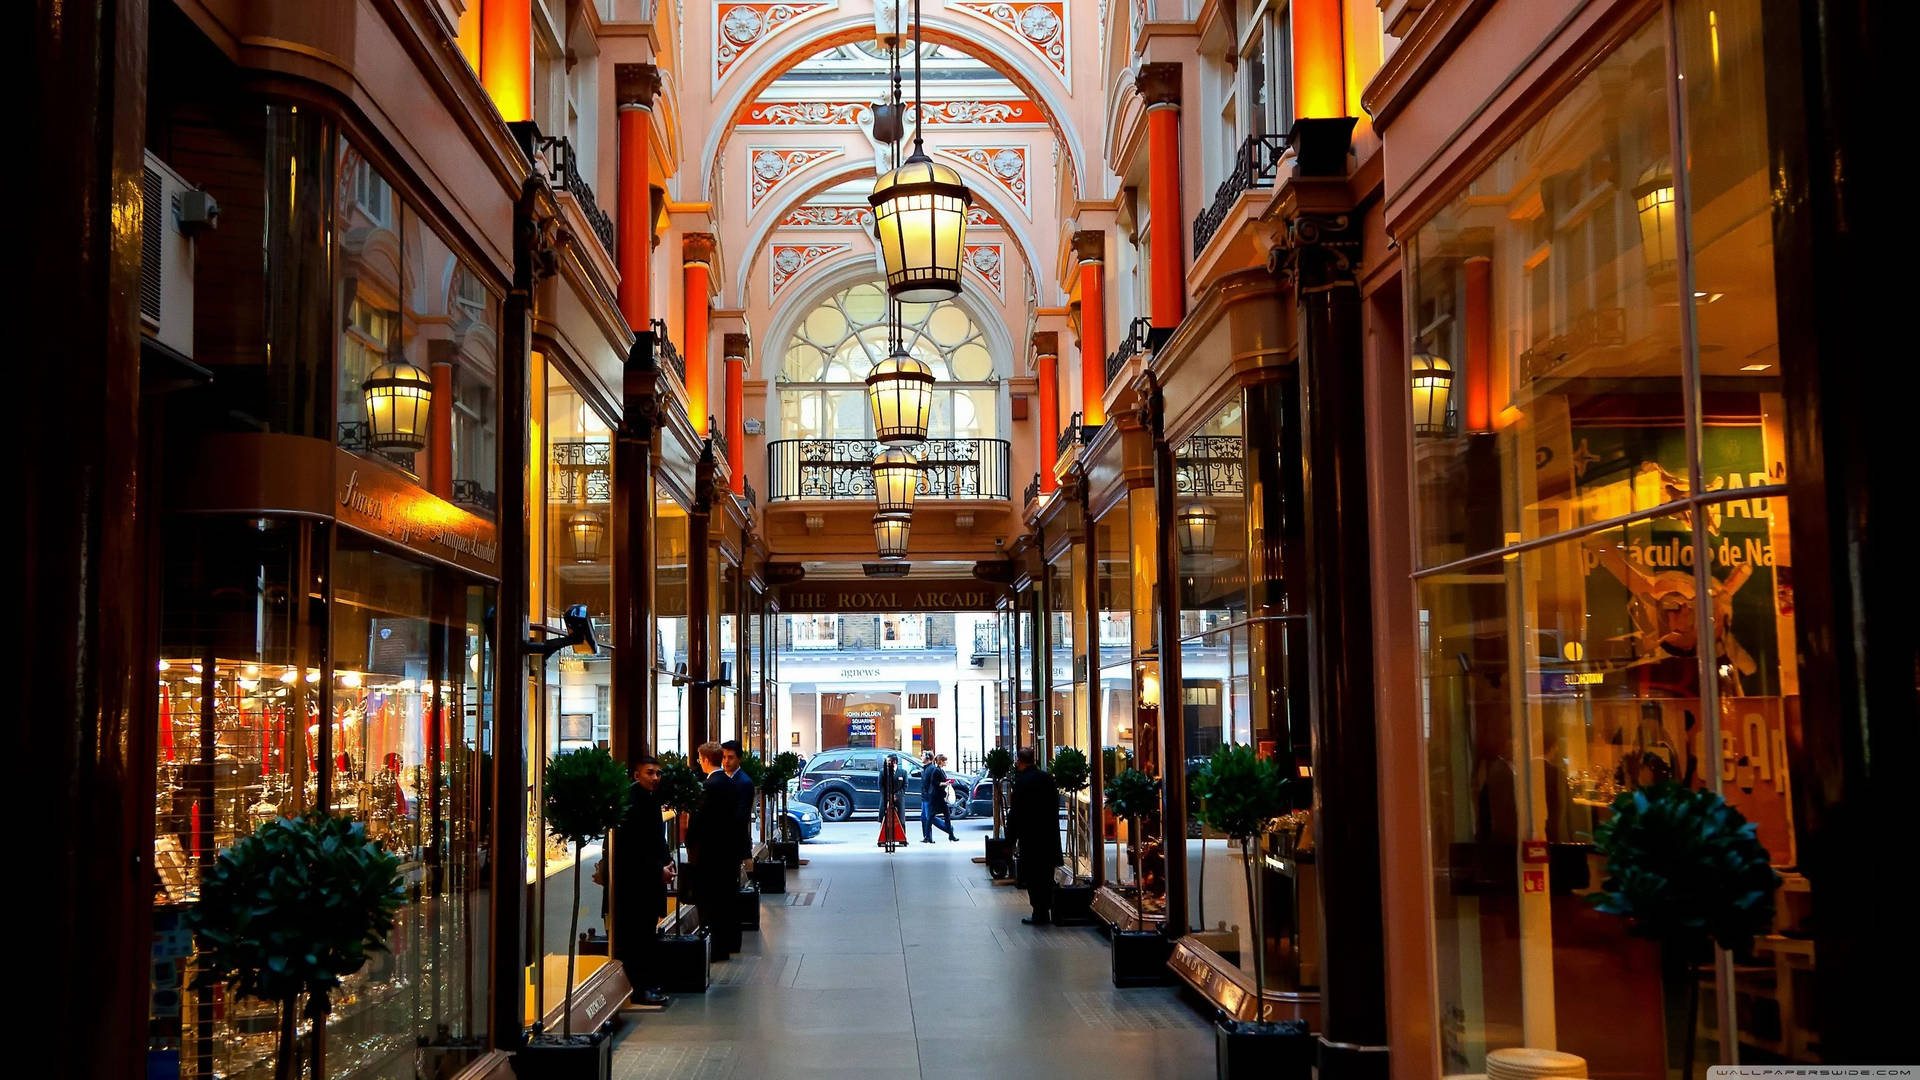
left=907, top=692, right=939, bottom=710
left=791, top=614, right=839, bottom=649
left=881, top=613, right=926, bottom=650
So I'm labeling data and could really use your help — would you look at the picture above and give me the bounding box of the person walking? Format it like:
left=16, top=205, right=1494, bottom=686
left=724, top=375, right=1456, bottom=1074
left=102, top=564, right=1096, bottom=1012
left=611, top=756, right=672, bottom=1008
left=1008, top=746, right=1063, bottom=924
left=686, top=741, right=742, bottom=960
left=921, top=754, right=957, bottom=843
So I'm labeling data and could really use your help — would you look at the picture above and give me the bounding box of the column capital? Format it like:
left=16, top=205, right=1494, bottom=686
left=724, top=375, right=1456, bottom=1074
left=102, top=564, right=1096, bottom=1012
left=723, top=332, right=752, bottom=361
left=648, top=184, right=666, bottom=250
left=1032, top=330, right=1060, bottom=357
left=683, top=232, right=717, bottom=266
left=1071, top=230, right=1106, bottom=264
left=1135, top=62, right=1183, bottom=108
left=1280, top=210, right=1361, bottom=291
left=615, top=63, right=662, bottom=108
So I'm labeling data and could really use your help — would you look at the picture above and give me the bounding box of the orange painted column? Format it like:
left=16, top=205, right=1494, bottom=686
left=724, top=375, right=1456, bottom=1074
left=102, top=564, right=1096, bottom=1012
left=614, top=65, right=660, bottom=333
left=1137, top=64, right=1186, bottom=332
left=1463, top=256, right=1493, bottom=433
left=478, top=0, right=531, bottom=122
left=1035, top=331, right=1060, bottom=494
left=1073, top=230, right=1107, bottom=425
left=723, top=333, right=749, bottom=495
left=683, top=234, right=715, bottom=436
left=1290, top=0, right=1348, bottom=120
left=429, top=358, right=454, bottom=497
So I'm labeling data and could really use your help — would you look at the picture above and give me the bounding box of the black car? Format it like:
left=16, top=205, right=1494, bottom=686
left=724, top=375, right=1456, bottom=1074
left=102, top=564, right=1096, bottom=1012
left=795, top=748, right=972, bottom=822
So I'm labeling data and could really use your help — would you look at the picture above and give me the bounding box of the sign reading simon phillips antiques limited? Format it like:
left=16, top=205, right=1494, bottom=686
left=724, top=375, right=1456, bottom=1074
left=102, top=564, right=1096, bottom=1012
left=335, top=449, right=500, bottom=577
left=776, top=579, right=1002, bottom=613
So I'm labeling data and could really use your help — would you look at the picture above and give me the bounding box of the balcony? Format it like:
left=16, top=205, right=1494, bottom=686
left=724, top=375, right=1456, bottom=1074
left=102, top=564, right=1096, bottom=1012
left=766, top=438, right=1012, bottom=502
left=1105, top=316, right=1155, bottom=384
left=1193, top=134, right=1288, bottom=255
left=509, top=123, right=616, bottom=255
left=648, top=317, right=686, bottom=384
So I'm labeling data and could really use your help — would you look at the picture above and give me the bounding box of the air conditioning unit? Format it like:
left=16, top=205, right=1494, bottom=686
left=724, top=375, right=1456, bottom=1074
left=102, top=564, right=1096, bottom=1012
left=140, top=151, right=216, bottom=358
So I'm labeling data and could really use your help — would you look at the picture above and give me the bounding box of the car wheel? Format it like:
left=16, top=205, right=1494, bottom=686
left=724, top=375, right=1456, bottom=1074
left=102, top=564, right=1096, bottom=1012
left=818, top=789, right=853, bottom=822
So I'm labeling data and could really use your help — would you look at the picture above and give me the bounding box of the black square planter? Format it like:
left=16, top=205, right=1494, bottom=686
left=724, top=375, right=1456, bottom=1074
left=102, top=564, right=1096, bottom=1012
left=515, top=1023, right=614, bottom=1080
left=1110, top=928, right=1172, bottom=987
left=771, top=839, right=801, bottom=868
left=1052, top=883, right=1095, bottom=926
left=984, top=837, right=1014, bottom=879
left=1216, top=1019, right=1313, bottom=1080
left=656, top=930, right=709, bottom=993
left=753, top=859, right=787, bottom=895
left=737, top=883, right=761, bottom=931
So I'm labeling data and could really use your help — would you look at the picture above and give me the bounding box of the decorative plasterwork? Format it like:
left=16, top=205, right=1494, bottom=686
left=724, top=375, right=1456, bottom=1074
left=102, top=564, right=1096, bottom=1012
left=951, top=2, right=1069, bottom=79
left=963, top=243, right=1005, bottom=299
left=748, top=147, right=842, bottom=212
left=715, top=3, right=834, bottom=88
left=779, top=205, right=875, bottom=229
left=770, top=243, right=853, bottom=296
left=966, top=205, right=1003, bottom=229
left=935, top=146, right=1030, bottom=216
left=741, top=100, right=1046, bottom=126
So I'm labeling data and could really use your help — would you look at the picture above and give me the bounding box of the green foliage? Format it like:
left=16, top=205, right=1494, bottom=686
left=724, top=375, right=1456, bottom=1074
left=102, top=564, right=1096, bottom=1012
left=984, top=747, right=1014, bottom=779
left=655, top=751, right=707, bottom=812
left=1104, top=767, right=1162, bottom=822
left=185, top=811, right=405, bottom=1007
left=1590, top=782, right=1781, bottom=952
left=1050, top=747, right=1090, bottom=794
left=1102, top=745, right=1134, bottom=779
left=771, top=751, right=803, bottom=784
left=1196, top=744, right=1288, bottom=842
left=740, top=751, right=768, bottom=791
left=1188, top=758, right=1213, bottom=813
left=543, top=746, right=630, bottom=846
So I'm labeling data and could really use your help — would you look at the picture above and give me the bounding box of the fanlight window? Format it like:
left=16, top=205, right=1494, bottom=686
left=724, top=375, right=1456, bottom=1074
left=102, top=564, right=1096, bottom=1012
left=779, top=281, right=998, bottom=440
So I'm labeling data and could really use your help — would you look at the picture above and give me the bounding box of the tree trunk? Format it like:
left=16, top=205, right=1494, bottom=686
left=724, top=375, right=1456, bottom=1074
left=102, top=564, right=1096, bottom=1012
left=1661, top=938, right=1703, bottom=1080
left=1242, top=837, right=1263, bottom=1019
left=275, top=995, right=297, bottom=1080
left=565, top=839, right=583, bottom=1038
left=306, top=987, right=329, bottom=1080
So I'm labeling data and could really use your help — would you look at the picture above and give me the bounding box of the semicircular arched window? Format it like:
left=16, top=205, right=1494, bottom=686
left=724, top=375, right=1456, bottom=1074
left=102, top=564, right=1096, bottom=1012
left=778, top=281, right=1000, bottom=440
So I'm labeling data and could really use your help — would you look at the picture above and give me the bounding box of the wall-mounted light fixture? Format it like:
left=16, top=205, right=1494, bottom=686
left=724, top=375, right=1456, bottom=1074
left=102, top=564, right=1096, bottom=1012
left=362, top=359, right=433, bottom=452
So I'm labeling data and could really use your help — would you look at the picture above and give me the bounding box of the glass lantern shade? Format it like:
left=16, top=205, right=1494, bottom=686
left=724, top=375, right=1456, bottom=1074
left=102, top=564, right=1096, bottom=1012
left=1138, top=667, right=1162, bottom=710
left=871, top=448, right=921, bottom=515
left=1634, top=161, right=1678, bottom=276
left=1176, top=503, right=1218, bottom=557
left=873, top=510, right=912, bottom=560
left=869, top=149, right=971, bottom=302
left=568, top=509, right=606, bottom=563
left=1410, top=350, right=1455, bottom=437
left=866, top=350, right=936, bottom=444
left=362, top=359, right=434, bottom=452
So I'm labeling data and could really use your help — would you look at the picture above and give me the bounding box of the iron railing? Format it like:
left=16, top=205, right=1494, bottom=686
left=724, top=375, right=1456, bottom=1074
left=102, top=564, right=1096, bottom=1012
left=972, top=622, right=1000, bottom=657
left=1174, top=434, right=1246, bottom=496
left=709, top=420, right=729, bottom=467
left=1105, top=316, right=1155, bottom=383
left=1057, top=410, right=1101, bottom=455
left=338, top=421, right=417, bottom=472
left=1193, top=134, right=1288, bottom=255
left=650, top=317, right=686, bottom=384
left=509, top=123, right=616, bottom=254
left=765, top=438, right=1012, bottom=501
left=450, top=478, right=497, bottom=513
left=1023, top=473, right=1042, bottom=506
left=550, top=439, right=611, bottom=503
left=742, top=476, right=758, bottom=509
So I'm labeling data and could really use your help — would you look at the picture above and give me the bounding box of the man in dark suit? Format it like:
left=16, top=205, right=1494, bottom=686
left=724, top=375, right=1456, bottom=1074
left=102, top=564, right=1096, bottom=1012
left=720, top=739, right=756, bottom=861
left=1008, top=746, right=1063, bottom=924
left=686, top=741, right=742, bottom=960
left=921, top=754, right=957, bottom=843
left=613, top=756, right=672, bottom=1007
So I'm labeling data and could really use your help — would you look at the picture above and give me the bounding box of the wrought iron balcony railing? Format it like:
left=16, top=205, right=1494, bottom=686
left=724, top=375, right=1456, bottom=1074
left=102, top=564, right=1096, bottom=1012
left=1023, top=473, right=1042, bottom=506
left=709, top=420, right=729, bottom=467
left=450, top=478, right=497, bottom=513
left=766, top=438, right=1012, bottom=502
left=1105, top=316, right=1155, bottom=383
left=1174, top=434, right=1246, bottom=497
left=1193, top=134, right=1288, bottom=255
left=742, top=476, right=758, bottom=510
left=509, top=123, right=616, bottom=254
left=972, top=622, right=1000, bottom=657
left=1057, top=411, right=1101, bottom=456
left=650, top=317, right=686, bottom=384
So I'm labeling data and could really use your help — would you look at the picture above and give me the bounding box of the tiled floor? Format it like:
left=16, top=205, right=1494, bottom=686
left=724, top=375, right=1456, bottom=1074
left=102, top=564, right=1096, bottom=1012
left=610, top=819, right=1215, bottom=1080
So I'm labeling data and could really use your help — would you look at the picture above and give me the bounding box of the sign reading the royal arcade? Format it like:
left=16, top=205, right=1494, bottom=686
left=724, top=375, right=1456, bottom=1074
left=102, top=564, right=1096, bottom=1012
left=777, top=579, right=1002, bottom=613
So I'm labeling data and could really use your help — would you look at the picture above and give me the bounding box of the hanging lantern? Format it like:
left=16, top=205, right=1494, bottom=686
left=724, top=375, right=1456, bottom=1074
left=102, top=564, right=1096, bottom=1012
left=866, top=349, right=936, bottom=444
left=869, top=148, right=971, bottom=302
left=1410, top=348, right=1455, bottom=437
left=871, top=448, right=921, bottom=515
left=873, top=510, right=912, bottom=560
left=1176, top=503, right=1218, bottom=557
left=567, top=509, right=606, bottom=563
left=1138, top=666, right=1162, bottom=711
left=361, top=359, right=433, bottom=452
left=1633, top=160, right=1678, bottom=277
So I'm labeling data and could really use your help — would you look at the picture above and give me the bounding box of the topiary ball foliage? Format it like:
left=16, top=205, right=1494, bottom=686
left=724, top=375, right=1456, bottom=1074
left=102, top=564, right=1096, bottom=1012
left=655, top=751, right=707, bottom=813
left=984, top=747, right=1014, bottom=779
left=771, top=751, right=804, bottom=784
left=1590, top=781, right=1781, bottom=953
left=1104, top=767, right=1162, bottom=822
left=543, top=746, right=630, bottom=846
left=1197, top=744, right=1288, bottom=842
left=185, top=811, right=405, bottom=1005
left=1050, top=747, right=1090, bottom=794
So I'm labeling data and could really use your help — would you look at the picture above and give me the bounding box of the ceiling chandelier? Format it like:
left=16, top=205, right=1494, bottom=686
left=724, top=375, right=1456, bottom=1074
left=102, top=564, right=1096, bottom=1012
left=871, top=447, right=920, bottom=515
left=873, top=510, right=913, bottom=560
left=868, top=0, right=971, bottom=303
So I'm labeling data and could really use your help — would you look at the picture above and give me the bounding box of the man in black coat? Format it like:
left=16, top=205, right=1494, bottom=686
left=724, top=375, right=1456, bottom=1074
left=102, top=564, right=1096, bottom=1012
left=686, top=741, right=743, bottom=960
left=920, top=755, right=957, bottom=843
left=721, top=739, right=756, bottom=861
left=1008, top=746, right=1063, bottom=924
left=612, top=756, right=672, bottom=1007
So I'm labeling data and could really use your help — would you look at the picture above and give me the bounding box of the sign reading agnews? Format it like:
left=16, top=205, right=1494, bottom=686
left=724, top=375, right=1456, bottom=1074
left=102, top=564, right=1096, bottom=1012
left=778, top=579, right=1002, bottom=612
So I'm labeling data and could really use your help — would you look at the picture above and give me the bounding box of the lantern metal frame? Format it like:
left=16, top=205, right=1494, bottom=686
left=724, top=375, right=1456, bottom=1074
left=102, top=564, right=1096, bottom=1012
left=867, top=0, right=971, bottom=303
left=361, top=358, right=434, bottom=453
left=1176, top=502, right=1219, bottom=557
left=568, top=508, right=606, bottom=563
left=873, top=510, right=913, bottom=560
left=1633, top=159, right=1678, bottom=277
left=866, top=347, right=937, bottom=444
left=1410, top=347, right=1456, bottom=437
left=871, top=448, right=921, bottom=515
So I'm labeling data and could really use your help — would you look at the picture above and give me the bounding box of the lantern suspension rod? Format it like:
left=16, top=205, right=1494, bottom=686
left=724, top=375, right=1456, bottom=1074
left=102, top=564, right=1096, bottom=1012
left=911, top=0, right=925, bottom=155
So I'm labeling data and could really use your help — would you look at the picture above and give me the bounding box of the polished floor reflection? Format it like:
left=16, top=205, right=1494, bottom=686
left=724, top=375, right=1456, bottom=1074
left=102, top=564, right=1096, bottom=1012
left=611, top=820, right=1214, bottom=1079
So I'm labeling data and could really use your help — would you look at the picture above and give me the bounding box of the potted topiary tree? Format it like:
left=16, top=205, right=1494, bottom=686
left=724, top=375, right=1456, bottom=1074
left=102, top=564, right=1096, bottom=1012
left=983, top=747, right=1015, bottom=879
left=1104, top=767, right=1169, bottom=986
left=186, top=811, right=405, bottom=1080
left=655, top=751, right=706, bottom=883
left=769, top=751, right=804, bottom=868
left=743, top=753, right=787, bottom=894
left=519, top=746, right=629, bottom=1079
left=1590, top=781, right=1780, bottom=1080
left=1049, top=747, right=1094, bottom=924
left=651, top=750, right=713, bottom=995
left=1198, top=744, right=1312, bottom=1079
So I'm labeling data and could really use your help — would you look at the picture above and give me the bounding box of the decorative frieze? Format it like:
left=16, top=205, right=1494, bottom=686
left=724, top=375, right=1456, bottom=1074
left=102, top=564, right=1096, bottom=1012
left=741, top=99, right=1043, bottom=126
left=715, top=3, right=833, bottom=86
left=963, top=243, right=1005, bottom=299
left=748, top=147, right=842, bottom=212
left=778, top=205, right=875, bottom=229
left=951, top=2, right=1069, bottom=79
left=769, top=243, right=852, bottom=296
left=935, top=145, right=1029, bottom=215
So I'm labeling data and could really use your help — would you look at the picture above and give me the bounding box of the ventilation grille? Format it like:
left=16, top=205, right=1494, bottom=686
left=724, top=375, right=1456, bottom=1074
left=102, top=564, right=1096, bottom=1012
left=139, top=165, right=164, bottom=325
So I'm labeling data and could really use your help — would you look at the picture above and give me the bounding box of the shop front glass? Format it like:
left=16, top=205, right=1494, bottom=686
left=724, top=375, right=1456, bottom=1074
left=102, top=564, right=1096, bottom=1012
left=1093, top=505, right=1137, bottom=885
left=1410, top=3, right=1807, bottom=1072
left=655, top=500, right=691, bottom=757
left=720, top=559, right=740, bottom=747
left=1047, top=554, right=1087, bottom=877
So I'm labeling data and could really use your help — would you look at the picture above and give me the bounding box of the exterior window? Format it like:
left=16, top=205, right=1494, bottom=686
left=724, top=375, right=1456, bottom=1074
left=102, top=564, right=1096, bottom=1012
left=352, top=156, right=393, bottom=227
left=907, top=691, right=939, bottom=710
left=1235, top=1, right=1292, bottom=144
left=881, top=614, right=926, bottom=650
left=791, top=614, right=839, bottom=649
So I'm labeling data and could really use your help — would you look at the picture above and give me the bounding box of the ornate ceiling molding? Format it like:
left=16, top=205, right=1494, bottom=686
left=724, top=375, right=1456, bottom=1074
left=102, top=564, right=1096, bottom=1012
left=769, top=242, right=854, bottom=297
left=747, top=146, right=843, bottom=213
left=966, top=205, right=1003, bottom=229
left=950, top=2, right=1069, bottom=79
left=741, top=99, right=1046, bottom=126
left=715, top=3, right=836, bottom=89
left=934, top=145, right=1030, bottom=216
left=964, top=243, right=1005, bottom=299
left=778, top=205, right=876, bottom=229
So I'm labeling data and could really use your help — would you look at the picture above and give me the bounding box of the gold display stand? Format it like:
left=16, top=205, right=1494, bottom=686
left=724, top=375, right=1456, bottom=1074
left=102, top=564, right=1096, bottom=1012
left=525, top=954, right=633, bottom=1034
left=1169, top=937, right=1321, bottom=1025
